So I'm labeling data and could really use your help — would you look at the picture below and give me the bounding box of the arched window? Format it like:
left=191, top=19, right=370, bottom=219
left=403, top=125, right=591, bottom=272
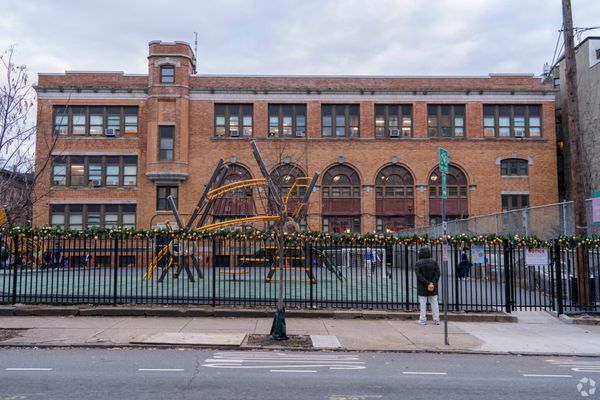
left=212, top=163, right=254, bottom=220
left=271, top=164, right=306, bottom=199
left=428, top=165, right=468, bottom=224
left=500, top=158, right=528, bottom=176
left=322, top=164, right=361, bottom=233
left=322, top=165, right=360, bottom=198
left=376, top=165, right=414, bottom=198
left=375, top=165, right=415, bottom=232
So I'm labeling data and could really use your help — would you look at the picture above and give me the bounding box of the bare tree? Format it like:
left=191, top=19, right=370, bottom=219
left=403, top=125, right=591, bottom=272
left=0, top=46, right=37, bottom=225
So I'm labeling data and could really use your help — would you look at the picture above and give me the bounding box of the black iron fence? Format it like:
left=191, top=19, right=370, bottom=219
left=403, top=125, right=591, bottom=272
left=0, top=231, right=598, bottom=313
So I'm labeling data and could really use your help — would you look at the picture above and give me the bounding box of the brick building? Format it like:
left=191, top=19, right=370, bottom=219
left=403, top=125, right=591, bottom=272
left=33, top=40, right=559, bottom=233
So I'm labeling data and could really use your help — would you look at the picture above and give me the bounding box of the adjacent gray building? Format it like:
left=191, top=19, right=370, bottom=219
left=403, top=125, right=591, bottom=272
left=551, top=36, right=600, bottom=201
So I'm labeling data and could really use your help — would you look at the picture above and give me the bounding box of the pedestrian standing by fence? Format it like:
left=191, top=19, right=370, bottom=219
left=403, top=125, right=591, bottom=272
left=458, top=247, right=472, bottom=279
left=415, top=247, right=440, bottom=325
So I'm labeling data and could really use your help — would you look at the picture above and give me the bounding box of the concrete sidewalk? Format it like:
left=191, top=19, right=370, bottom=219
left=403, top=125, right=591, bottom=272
left=0, top=309, right=599, bottom=356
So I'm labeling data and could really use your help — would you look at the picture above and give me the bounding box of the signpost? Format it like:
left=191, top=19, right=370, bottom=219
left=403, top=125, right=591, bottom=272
left=439, top=148, right=450, bottom=346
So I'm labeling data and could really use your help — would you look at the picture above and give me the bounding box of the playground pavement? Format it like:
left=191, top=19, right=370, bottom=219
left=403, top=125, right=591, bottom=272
left=0, top=306, right=599, bottom=357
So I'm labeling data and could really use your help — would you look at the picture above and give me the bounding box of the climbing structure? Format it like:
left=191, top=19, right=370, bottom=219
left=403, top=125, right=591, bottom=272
left=143, top=141, right=320, bottom=283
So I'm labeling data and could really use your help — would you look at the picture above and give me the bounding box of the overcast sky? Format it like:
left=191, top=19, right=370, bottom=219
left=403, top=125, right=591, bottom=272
left=1, top=0, right=600, bottom=81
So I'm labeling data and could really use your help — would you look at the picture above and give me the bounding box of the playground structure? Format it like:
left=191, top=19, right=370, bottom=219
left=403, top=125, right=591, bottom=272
left=0, top=208, right=46, bottom=269
left=143, top=140, right=334, bottom=283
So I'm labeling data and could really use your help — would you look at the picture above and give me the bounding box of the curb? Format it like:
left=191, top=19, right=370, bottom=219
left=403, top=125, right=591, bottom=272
left=0, top=342, right=598, bottom=358
left=0, top=305, right=517, bottom=322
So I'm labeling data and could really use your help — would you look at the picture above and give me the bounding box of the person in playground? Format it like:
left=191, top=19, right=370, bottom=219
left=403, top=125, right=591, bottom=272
left=458, top=247, right=472, bottom=279
left=415, top=247, right=441, bottom=325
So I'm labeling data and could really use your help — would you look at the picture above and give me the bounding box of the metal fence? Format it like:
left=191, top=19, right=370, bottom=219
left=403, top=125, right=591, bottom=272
left=401, top=199, right=600, bottom=239
left=1, top=233, right=598, bottom=313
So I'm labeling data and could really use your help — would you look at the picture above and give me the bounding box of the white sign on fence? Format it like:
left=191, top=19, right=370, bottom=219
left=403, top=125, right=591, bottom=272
left=525, top=248, right=548, bottom=266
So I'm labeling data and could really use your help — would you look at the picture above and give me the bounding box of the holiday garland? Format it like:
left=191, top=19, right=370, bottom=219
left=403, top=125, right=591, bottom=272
left=1, top=225, right=597, bottom=248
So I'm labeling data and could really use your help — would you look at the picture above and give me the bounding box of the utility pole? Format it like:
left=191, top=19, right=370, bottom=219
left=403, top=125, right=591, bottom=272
left=562, top=0, right=591, bottom=305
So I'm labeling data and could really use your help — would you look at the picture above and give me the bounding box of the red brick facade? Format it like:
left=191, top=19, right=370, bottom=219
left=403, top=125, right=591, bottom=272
left=33, top=41, right=559, bottom=233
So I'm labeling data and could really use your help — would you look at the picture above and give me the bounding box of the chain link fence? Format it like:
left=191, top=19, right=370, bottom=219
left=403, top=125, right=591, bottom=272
left=401, top=200, right=600, bottom=239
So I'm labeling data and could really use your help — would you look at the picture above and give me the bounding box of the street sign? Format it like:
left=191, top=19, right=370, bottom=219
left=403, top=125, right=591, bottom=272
left=439, top=148, right=449, bottom=174
left=594, top=190, right=600, bottom=227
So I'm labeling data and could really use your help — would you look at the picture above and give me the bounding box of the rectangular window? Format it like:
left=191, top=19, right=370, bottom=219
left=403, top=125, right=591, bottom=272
left=214, top=104, right=253, bottom=138
left=50, top=204, right=136, bottom=229
left=50, top=155, right=137, bottom=188
left=54, top=108, right=69, bottom=135
left=427, top=104, right=465, bottom=137
left=159, top=126, right=174, bottom=161
left=50, top=205, right=65, bottom=228
left=106, top=107, right=121, bottom=136
left=157, top=186, right=178, bottom=211
left=501, top=194, right=530, bottom=211
left=321, top=104, right=360, bottom=137
left=500, top=159, right=529, bottom=176
left=104, top=205, right=119, bottom=228
left=268, top=104, right=307, bottom=137
left=69, top=205, right=83, bottom=231
left=482, top=105, right=542, bottom=137
left=483, top=105, right=495, bottom=137
left=52, top=157, right=67, bottom=186
left=375, top=104, right=412, bottom=138
left=52, top=106, right=138, bottom=137
left=122, top=205, right=136, bottom=229
left=124, top=107, right=138, bottom=136
left=105, top=157, right=120, bottom=186
left=123, top=156, right=137, bottom=186
left=71, top=107, right=87, bottom=135
left=70, top=157, right=85, bottom=186
left=88, top=156, right=102, bottom=186
left=86, top=205, right=101, bottom=228
left=89, top=107, right=104, bottom=135
left=160, top=65, right=175, bottom=84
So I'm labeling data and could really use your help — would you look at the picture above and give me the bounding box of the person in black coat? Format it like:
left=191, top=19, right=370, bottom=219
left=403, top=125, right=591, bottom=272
left=415, top=247, right=440, bottom=325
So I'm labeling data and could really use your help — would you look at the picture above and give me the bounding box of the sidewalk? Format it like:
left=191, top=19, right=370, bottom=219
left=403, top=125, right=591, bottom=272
left=0, top=308, right=599, bottom=356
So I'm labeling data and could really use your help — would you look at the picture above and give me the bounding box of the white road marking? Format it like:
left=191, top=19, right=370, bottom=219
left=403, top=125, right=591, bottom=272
left=204, top=352, right=365, bottom=371
left=270, top=370, right=317, bottom=373
left=523, top=374, right=573, bottom=378
left=5, top=368, right=53, bottom=371
left=545, top=359, right=600, bottom=373
left=402, top=372, right=448, bottom=375
left=138, top=368, right=185, bottom=372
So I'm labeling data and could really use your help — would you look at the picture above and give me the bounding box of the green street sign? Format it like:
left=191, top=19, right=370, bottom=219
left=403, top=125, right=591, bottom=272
left=439, top=148, right=448, bottom=199
left=439, top=148, right=449, bottom=174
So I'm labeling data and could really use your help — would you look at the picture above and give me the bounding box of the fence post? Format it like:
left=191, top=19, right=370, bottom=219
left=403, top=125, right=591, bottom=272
left=112, top=235, right=119, bottom=305
left=554, top=240, right=564, bottom=315
left=11, top=234, right=19, bottom=305
left=503, top=239, right=512, bottom=313
left=212, top=238, right=217, bottom=307
left=562, top=201, right=568, bottom=236
left=495, top=214, right=500, bottom=236
left=404, top=243, right=410, bottom=311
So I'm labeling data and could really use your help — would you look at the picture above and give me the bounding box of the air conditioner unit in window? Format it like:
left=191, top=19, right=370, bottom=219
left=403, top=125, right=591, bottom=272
left=90, top=179, right=102, bottom=187
left=389, top=128, right=400, bottom=137
left=105, top=128, right=117, bottom=136
left=514, top=129, right=525, bottom=137
left=230, top=130, right=239, bottom=137
left=296, top=130, right=305, bottom=137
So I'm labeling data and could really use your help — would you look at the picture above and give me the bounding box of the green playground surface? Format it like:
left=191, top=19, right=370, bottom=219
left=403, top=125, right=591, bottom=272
left=0, top=266, right=417, bottom=305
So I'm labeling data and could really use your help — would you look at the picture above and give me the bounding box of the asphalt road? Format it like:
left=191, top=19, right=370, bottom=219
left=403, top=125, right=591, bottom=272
left=1, top=349, right=598, bottom=400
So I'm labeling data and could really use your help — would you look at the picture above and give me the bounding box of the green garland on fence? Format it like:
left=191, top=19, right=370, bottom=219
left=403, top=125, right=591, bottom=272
left=2, top=225, right=594, bottom=248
